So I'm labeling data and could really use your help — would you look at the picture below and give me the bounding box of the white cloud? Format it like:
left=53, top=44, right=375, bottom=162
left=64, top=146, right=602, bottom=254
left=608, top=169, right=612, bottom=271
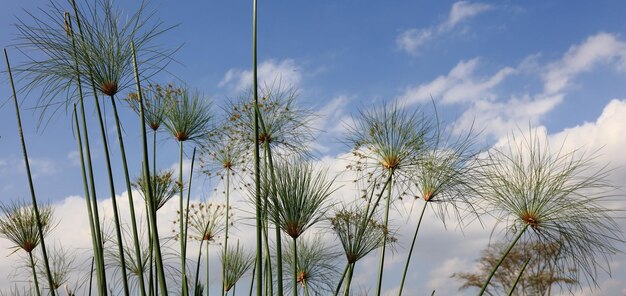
left=544, top=33, right=626, bottom=95
left=398, top=58, right=515, bottom=105
left=397, top=1, right=492, bottom=54
left=0, top=156, right=59, bottom=178
left=219, top=59, right=302, bottom=91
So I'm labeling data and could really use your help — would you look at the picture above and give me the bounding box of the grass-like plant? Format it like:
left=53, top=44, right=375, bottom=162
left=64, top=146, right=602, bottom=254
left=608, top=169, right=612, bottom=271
left=345, top=102, right=432, bottom=295
left=330, top=205, right=396, bottom=296
left=134, top=170, right=178, bottom=212
left=221, top=242, right=254, bottom=294
left=0, top=201, right=55, bottom=296
left=266, top=159, right=336, bottom=296
left=280, top=236, right=341, bottom=296
left=164, top=87, right=214, bottom=296
left=397, top=123, right=482, bottom=295
left=476, top=130, right=623, bottom=295
left=38, top=245, right=75, bottom=293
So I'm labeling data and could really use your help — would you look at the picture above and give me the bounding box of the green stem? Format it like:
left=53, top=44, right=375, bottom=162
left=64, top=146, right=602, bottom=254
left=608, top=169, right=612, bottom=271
left=398, top=201, right=428, bottom=296
left=110, top=94, right=147, bottom=296
left=248, top=257, right=257, bottom=296
left=222, top=171, right=230, bottom=296
left=132, top=41, right=168, bottom=296
left=180, top=141, right=189, bottom=296
left=4, top=48, right=56, bottom=296
left=333, top=263, right=349, bottom=296
left=304, top=282, right=310, bottom=296
left=252, top=0, right=262, bottom=295
left=193, top=239, right=205, bottom=296
left=507, top=258, right=530, bottom=296
left=375, top=171, right=393, bottom=296
left=342, top=263, right=354, bottom=296
left=29, top=252, right=41, bottom=296
left=207, top=243, right=210, bottom=296
left=478, top=224, right=529, bottom=296
left=65, top=10, right=107, bottom=293
left=73, top=105, right=103, bottom=296
left=293, top=237, right=298, bottom=296
left=184, top=148, right=197, bottom=296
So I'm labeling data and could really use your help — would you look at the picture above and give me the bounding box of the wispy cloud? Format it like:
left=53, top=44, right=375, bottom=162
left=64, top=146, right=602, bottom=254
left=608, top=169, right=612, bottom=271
left=396, top=1, right=493, bottom=54
left=219, top=58, right=302, bottom=91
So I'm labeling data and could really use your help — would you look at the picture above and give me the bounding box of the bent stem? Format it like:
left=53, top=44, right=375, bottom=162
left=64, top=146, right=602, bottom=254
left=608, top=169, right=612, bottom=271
left=4, top=48, right=56, bottom=296
left=398, top=201, right=429, bottom=295
left=478, top=224, right=529, bottom=296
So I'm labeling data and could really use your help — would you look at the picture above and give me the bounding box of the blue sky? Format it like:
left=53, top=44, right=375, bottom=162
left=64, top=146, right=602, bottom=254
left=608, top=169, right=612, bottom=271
left=1, top=1, right=626, bottom=295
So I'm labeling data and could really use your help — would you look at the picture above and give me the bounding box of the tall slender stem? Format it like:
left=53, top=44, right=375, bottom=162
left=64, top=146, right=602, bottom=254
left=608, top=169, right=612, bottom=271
left=180, top=141, right=189, bottom=296
left=29, top=252, right=41, bottom=296
left=4, top=48, right=56, bottom=296
left=507, top=257, right=530, bottom=296
left=65, top=7, right=107, bottom=293
left=207, top=243, right=210, bottom=296
left=110, top=95, right=147, bottom=296
left=292, top=237, right=298, bottom=296
left=333, top=263, right=349, bottom=296
left=342, top=263, right=354, bottom=296
left=478, top=224, right=529, bottom=296
left=132, top=41, right=168, bottom=296
left=375, top=171, right=393, bottom=296
left=184, top=148, right=197, bottom=296
left=73, top=105, right=103, bottom=296
left=222, top=171, right=231, bottom=296
left=252, top=0, right=263, bottom=295
left=398, top=201, right=429, bottom=295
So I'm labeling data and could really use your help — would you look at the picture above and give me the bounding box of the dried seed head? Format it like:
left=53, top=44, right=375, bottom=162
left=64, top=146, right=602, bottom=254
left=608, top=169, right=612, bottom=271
left=520, top=211, right=540, bottom=229
left=101, top=81, right=119, bottom=96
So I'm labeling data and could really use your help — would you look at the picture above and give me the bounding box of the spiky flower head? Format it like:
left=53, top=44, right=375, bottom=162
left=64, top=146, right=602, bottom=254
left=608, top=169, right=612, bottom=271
left=221, top=242, right=254, bottom=292
left=267, top=159, right=337, bottom=239
left=0, top=201, right=54, bottom=254
left=163, top=87, right=214, bottom=143
left=185, top=202, right=229, bottom=242
left=199, top=129, right=248, bottom=180
left=37, top=244, right=75, bottom=290
left=126, top=83, right=182, bottom=131
left=411, top=123, right=482, bottom=225
left=346, top=102, right=433, bottom=200
left=226, top=83, right=316, bottom=157
left=13, top=0, right=174, bottom=121
left=133, top=170, right=177, bottom=211
left=280, top=236, right=341, bottom=294
left=478, top=129, right=623, bottom=286
left=330, top=205, right=396, bottom=264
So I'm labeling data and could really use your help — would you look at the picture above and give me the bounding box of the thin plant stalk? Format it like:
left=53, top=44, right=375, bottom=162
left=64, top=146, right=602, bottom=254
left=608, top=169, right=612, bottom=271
left=4, top=48, right=56, bottom=296
left=182, top=148, right=197, bottom=296
left=206, top=243, right=210, bottom=296
left=29, top=251, right=42, bottom=296
left=193, top=239, right=205, bottom=296
left=132, top=41, right=168, bottom=296
left=65, top=9, right=107, bottom=293
left=478, top=224, right=529, bottom=296
left=507, top=258, right=530, bottom=296
left=398, top=201, right=428, bottom=295
left=179, top=141, right=189, bottom=296
left=109, top=94, right=148, bottom=296
left=375, top=171, right=393, bottom=296
left=333, top=263, right=349, bottom=296
left=222, top=172, right=231, bottom=296
left=252, top=0, right=263, bottom=295
left=73, top=105, right=104, bottom=296
left=292, top=237, right=298, bottom=296
left=342, top=263, right=354, bottom=296
left=258, top=106, right=283, bottom=296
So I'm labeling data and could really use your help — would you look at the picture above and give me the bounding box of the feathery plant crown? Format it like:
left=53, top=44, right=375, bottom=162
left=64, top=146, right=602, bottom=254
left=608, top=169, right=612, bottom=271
left=221, top=243, right=254, bottom=292
left=280, top=236, right=341, bottom=294
left=186, top=202, right=229, bottom=242
left=479, top=129, right=623, bottom=286
left=125, top=83, right=181, bottom=131
left=267, top=158, right=337, bottom=238
left=133, top=169, right=177, bottom=211
left=0, top=201, right=54, bottom=254
left=13, top=0, right=175, bottom=120
left=330, top=205, right=395, bottom=264
left=226, top=83, right=316, bottom=156
left=163, top=87, right=214, bottom=143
